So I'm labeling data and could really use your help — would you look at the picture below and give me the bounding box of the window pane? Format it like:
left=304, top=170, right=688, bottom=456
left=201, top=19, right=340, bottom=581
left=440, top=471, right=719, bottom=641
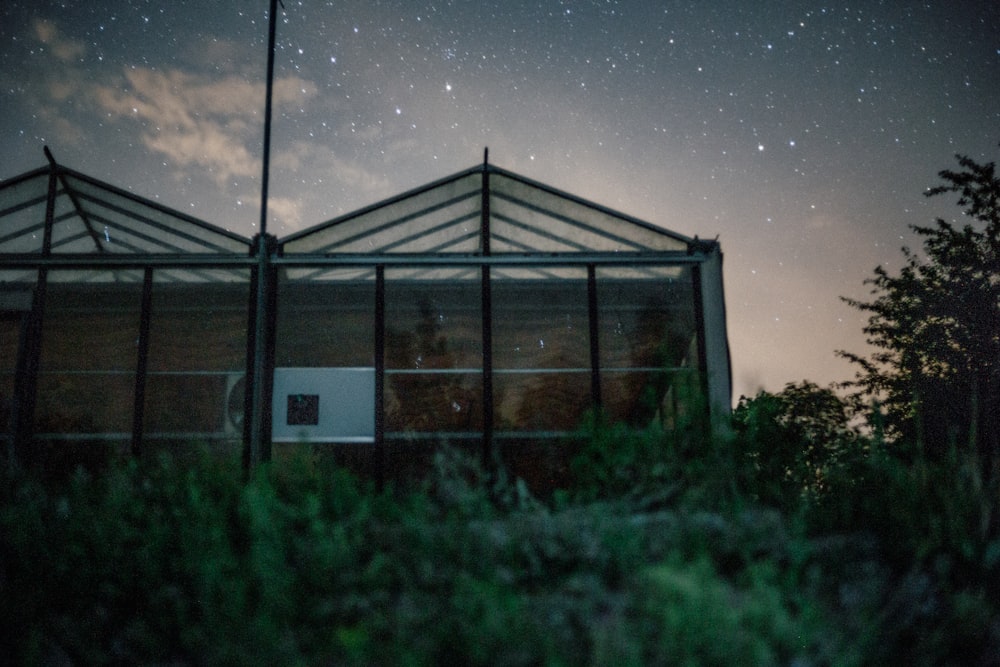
left=492, top=270, right=589, bottom=370
left=493, top=371, right=591, bottom=432
left=143, top=271, right=249, bottom=440
left=492, top=268, right=591, bottom=432
left=597, top=266, right=695, bottom=370
left=490, top=173, right=689, bottom=253
left=60, top=175, right=250, bottom=254
left=597, top=266, right=699, bottom=425
left=35, top=271, right=144, bottom=436
left=0, top=172, right=48, bottom=253
left=385, top=371, right=482, bottom=434
left=276, top=268, right=375, bottom=367
left=283, top=173, right=481, bottom=254
left=384, top=268, right=482, bottom=435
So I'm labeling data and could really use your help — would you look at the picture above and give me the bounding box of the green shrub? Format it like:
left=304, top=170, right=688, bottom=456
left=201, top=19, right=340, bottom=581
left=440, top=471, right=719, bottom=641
left=638, top=555, right=817, bottom=666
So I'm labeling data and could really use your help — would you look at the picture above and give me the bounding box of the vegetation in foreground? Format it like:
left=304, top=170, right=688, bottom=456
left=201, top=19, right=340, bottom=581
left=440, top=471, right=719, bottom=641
left=2, top=152, right=999, bottom=664
left=2, top=410, right=998, bottom=665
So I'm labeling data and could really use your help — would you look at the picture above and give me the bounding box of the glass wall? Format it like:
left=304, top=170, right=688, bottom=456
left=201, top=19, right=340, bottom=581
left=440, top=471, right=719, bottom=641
left=276, top=267, right=375, bottom=367
left=274, top=267, right=377, bottom=469
left=0, top=314, right=17, bottom=440
left=491, top=267, right=591, bottom=490
left=383, top=267, right=483, bottom=438
left=1, top=160, right=731, bottom=487
left=0, top=313, right=22, bottom=447
left=142, top=270, right=249, bottom=446
left=596, top=266, right=698, bottom=427
left=492, top=267, right=592, bottom=433
left=34, top=271, right=145, bottom=440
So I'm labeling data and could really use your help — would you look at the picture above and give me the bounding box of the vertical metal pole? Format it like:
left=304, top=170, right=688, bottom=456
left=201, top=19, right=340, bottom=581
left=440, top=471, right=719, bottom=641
left=690, top=263, right=711, bottom=424
left=259, top=0, right=280, bottom=237
left=480, top=147, right=490, bottom=255
left=245, top=234, right=276, bottom=470
left=242, top=0, right=282, bottom=471
left=587, top=264, right=602, bottom=413
left=12, top=273, right=45, bottom=464
left=480, top=154, right=494, bottom=469
left=130, top=267, right=154, bottom=457
left=374, top=265, right=386, bottom=486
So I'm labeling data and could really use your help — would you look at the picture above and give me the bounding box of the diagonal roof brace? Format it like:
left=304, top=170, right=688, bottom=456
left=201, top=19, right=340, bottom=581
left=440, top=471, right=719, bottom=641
left=44, top=146, right=106, bottom=253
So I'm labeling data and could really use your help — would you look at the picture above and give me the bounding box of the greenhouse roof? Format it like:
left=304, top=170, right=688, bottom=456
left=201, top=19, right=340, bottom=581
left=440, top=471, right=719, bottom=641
left=1, top=154, right=702, bottom=259
left=281, top=163, right=693, bottom=255
left=0, top=161, right=250, bottom=257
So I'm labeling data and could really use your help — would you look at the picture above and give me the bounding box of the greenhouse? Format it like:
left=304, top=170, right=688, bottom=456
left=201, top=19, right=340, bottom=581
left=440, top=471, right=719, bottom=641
left=0, top=150, right=730, bottom=489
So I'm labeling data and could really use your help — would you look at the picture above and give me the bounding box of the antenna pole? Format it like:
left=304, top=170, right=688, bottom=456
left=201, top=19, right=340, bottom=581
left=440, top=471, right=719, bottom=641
left=259, top=0, right=281, bottom=235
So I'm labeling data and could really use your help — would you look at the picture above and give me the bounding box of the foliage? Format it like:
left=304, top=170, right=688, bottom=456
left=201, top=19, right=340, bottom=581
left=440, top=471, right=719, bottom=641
left=3, top=422, right=1000, bottom=664
left=566, top=376, right=737, bottom=510
left=840, top=152, right=1000, bottom=470
left=733, top=381, right=868, bottom=512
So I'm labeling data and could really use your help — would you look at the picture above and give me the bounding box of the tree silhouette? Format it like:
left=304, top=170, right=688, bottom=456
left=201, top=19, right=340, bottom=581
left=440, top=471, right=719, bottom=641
left=841, top=151, right=1000, bottom=472
left=733, top=381, right=866, bottom=510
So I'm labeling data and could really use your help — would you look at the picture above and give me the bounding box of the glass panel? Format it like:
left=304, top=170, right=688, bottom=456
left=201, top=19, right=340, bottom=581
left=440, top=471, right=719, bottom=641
left=601, top=369, right=702, bottom=428
left=0, top=270, right=38, bottom=286
left=490, top=172, right=689, bottom=253
left=492, top=268, right=591, bottom=433
left=143, top=271, right=250, bottom=439
left=284, top=172, right=481, bottom=254
left=597, top=266, right=699, bottom=426
left=0, top=172, right=48, bottom=254
left=34, top=271, right=144, bottom=436
left=384, top=267, right=482, bottom=435
left=492, top=270, right=589, bottom=370
left=57, top=175, right=249, bottom=254
left=493, top=371, right=591, bottom=432
left=384, top=371, right=482, bottom=434
left=276, top=268, right=375, bottom=367
left=0, top=271, right=37, bottom=303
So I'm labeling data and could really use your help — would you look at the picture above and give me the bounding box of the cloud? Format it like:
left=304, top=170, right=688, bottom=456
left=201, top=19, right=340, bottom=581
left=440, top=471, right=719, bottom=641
left=267, top=196, right=305, bottom=230
left=95, top=67, right=318, bottom=186
left=33, top=19, right=86, bottom=62
left=275, top=140, right=390, bottom=193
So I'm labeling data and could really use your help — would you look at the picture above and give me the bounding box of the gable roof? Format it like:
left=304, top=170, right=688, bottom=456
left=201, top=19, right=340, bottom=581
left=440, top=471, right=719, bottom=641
left=280, top=163, right=693, bottom=255
left=2, top=155, right=700, bottom=262
left=0, top=164, right=250, bottom=257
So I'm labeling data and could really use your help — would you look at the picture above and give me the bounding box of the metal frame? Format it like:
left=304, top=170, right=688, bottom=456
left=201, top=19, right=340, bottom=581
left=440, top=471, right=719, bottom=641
left=1, top=151, right=731, bottom=472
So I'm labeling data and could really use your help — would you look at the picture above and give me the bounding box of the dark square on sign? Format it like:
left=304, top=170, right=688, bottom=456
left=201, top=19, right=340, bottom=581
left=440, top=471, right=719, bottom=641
left=287, top=394, right=319, bottom=425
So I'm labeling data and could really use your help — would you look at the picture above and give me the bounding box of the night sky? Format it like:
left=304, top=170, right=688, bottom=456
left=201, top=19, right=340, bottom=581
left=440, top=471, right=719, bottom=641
left=2, top=1, right=998, bottom=402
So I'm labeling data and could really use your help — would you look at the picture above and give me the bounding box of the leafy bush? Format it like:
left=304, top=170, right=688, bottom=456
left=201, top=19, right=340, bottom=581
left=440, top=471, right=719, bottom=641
left=733, top=381, right=869, bottom=513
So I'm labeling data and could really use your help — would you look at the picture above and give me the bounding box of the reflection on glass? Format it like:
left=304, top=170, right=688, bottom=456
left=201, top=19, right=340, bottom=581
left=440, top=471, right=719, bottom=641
left=493, top=372, right=591, bottom=432
left=597, top=266, right=698, bottom=427
left=384, top=269, right=482, bottom=434
left=492, top=269, right=590, bottom=432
